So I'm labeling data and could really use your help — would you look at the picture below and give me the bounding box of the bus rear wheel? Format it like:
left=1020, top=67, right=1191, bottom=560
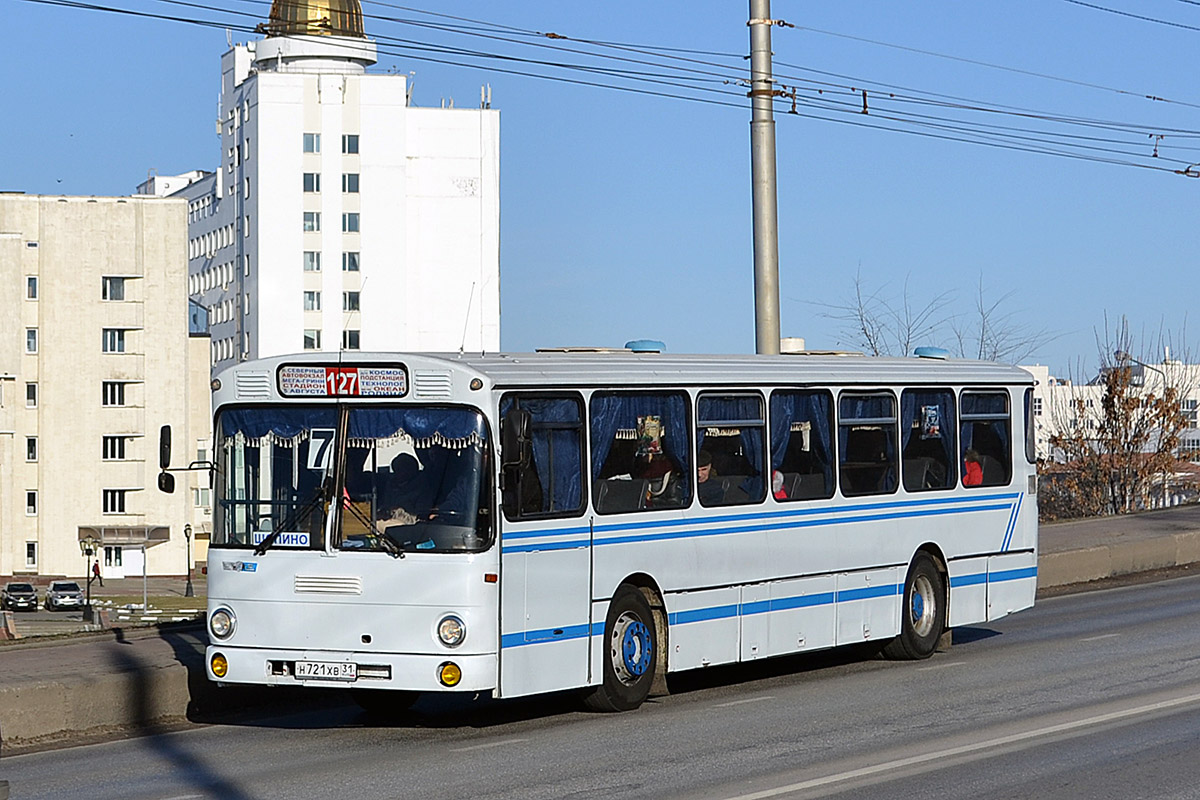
left=584, top=585, right=657, bottom=712
left=883, top=553, right=946, bottom=660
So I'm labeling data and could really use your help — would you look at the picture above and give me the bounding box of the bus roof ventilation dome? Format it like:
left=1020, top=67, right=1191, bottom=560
left=914, top=346, right=951, bottom=360
left=625, top=339, right=666, bottom=353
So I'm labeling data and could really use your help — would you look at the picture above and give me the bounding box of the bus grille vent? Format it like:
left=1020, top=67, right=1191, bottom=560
left=236, top=371, right=272, bottom=399
left=413, top=370, right=453, bottom=398
left=294, top=575, right=363, bottom=595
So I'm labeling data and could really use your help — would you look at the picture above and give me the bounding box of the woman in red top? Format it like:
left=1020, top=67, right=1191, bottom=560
left=963, top=448, right=983, bottom=486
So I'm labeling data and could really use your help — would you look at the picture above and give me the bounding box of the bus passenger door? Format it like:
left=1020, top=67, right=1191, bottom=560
left=496, top=393, right=593, bottom=699
left=498, top=522, right=593, bottom=698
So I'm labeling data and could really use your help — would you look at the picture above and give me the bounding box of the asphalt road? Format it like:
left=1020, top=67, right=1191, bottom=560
left=3, top=574, right=1200, bottom=800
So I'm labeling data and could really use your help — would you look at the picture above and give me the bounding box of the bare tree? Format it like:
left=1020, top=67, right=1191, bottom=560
left=951, top=277, right=1055, bottom=364
left=1041, top=315, right=1194, bottom=519
left=818, top=270, right=953, bottom=357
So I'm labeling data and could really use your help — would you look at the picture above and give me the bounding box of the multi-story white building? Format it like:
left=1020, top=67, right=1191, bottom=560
left=0, top=194, right=211, bottom=579
left=140, top=0, right=500, bottom=371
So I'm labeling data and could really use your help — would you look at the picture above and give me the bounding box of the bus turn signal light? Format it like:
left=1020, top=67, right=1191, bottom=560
left=211, top=653, right=228, bottom=678
left=438, top=662, right=462, bottom=687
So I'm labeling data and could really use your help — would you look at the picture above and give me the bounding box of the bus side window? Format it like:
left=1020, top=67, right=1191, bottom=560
left=499, top=394, right=586, bottom=520
left=591, top=390, right=691, bottom=513
left=960, top=390, right=1012, bottom=487
left=769, top=390, right=835, bottom=501
left=838, top=392, right=898, bottom=497
left=900, top=389, right=956, bottom=492
left=696, top=393, right=766, bottom=507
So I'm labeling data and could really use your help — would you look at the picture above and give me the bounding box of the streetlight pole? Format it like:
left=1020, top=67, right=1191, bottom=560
left=749, top=0, right=781, bottom=355
left=184, top=524, right=194, bottom=598
left=78, top=534, right=100, bottom=623
left=1115, top=350, right=1172, bottom=509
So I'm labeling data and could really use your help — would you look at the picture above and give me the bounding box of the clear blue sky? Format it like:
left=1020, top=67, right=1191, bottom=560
left=3, top=1, right=1196, bottom=374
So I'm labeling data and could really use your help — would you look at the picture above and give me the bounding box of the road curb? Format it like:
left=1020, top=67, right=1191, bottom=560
left=1038, top=530, right=1200, bottom=588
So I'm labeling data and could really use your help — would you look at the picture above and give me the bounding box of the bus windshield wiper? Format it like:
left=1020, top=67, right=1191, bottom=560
left=341, top=498, right=404, bottom=559
left=254, top=485, right=327, bottom=556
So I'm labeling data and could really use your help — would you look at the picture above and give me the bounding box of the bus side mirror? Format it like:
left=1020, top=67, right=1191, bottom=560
left=157, top=471, right=176, bottom=493
left=159, top=425, right=172, bottom=470
left=501, top=408, right=532, bottom=470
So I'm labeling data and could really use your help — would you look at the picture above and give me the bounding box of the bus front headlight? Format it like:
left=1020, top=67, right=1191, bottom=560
left=210, top=607, right=236, bottom=640
left=437, top=615, right=466, bottom=648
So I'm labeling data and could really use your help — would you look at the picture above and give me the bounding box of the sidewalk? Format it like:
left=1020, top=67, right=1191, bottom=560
left=3, top=507, right=1200, bottom=750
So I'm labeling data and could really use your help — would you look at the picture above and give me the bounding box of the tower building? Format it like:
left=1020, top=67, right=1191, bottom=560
left=143, top=0, right=500, bottom=369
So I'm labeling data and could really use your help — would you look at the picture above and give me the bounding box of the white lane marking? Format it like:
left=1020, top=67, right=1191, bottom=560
left=715, top=696, right=776, bottom=708
left=450, top=738, right=528, bottom=753
left=160, top=795, right=203, bottom=800
left=1080, top=633, right=1121, bottom=642
left=917, top=661, right=966, bottom=671
left=720, top=690, right=1200, bottom=800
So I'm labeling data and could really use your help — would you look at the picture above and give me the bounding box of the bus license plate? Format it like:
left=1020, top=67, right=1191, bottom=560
left=295, top=661, right=357, bottom=681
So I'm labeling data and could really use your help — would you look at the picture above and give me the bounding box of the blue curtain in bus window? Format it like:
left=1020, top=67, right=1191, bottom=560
left=900, top=389, right=956, bottom=485
left=838, top=394, right=897, bottom=472
left=220, top=407, right=337, bottom=440
left=590, top=392, right=690, bottom=479
left=524, top=397, right=583, bottom=513
left=696, top=395, right=764, bottom=474
left=769, top=392, right=833, bottom=483
left=348, top=408, right=485, bottom=448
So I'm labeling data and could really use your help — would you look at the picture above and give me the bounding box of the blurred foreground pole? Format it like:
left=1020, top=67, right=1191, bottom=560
left=749, top=0, right=781, bottom=355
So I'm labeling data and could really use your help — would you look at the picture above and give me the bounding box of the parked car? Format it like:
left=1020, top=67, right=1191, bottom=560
left=1, top=582, right=38, bottom=611
left=45, top=581, right=85, bottom=611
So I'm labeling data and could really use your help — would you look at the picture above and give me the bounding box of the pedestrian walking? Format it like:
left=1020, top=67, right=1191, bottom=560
left=92, top=559, right=103, bottom=587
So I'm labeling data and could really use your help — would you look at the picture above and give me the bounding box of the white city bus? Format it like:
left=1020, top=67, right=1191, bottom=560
left=171, top=349, right=1037, bottom=713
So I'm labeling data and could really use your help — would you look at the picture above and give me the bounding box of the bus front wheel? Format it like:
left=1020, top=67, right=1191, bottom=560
left=883, top=553, right=946, bottom=660
left=584, top=585, right=657, bottom=712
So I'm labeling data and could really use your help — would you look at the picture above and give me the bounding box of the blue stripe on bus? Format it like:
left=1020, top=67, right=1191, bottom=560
left=500, top=492, right=1022, bottom=545
left=499, top=568, right=1033, bottom=648
left=501, top=496, right=1022, bottom=553
left=1002, top=493, right=1024, bottom=552
left=990, top=566, right=1037, bottom=583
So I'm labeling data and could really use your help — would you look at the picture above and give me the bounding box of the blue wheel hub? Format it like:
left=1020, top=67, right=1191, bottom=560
left=911, top=591, right=925, bottom=622
left=621, top=620, right=652, bottom=677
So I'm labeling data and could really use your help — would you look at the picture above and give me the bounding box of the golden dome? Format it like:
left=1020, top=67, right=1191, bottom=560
left=265, top=0, right=365, bottom=38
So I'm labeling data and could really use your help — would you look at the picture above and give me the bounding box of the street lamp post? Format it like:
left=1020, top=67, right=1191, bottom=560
left=78, top=534, right=101, bottom=623
left=184, top=524, right=194, bottom=598
left=1114, top=350, right=1172, bottom=509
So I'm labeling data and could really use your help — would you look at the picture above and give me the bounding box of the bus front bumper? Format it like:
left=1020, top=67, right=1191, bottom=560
left=205, top=645, right=496, bottom=692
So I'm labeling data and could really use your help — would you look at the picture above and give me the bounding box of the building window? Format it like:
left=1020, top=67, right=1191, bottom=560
left=244, top=176, right=250, bottom=198
left=303, top=251, right=322, bottom=271
left=1032, top=397, right=1043, bottom=417
left=342, top=173, right=359, bottom=193
left=303, top=212, right=321, bottom=232
left=103, top=489, right=128, bottom=514
left=25, top=542, right=37, bottom=568
left=304, top=291, right=322, bottom=311
left=102, top=381, right=126, bottom=406
left=25, top=382, right=37, bottom=408
left=26, top=276, right=37, bottom=300
left=343, top=291, right=360, bottom=312
left=303, top=172, right=321, bottom=193
left=304, top=329, right=322, bottom=350
left=303, top=132, right=321, bottom=153
left=26, top=491, right=37, bottom=516
left=102, top=435, right=128, bottom=460
left=194, top=487, right=211, bottom=507
left=342, top=134, right=359, bottom=154
left=102, top=328, right=126, bottom=353
left=102, top=276, right=126, bottom=301
left=342, top=329, right=360, bottom=350
left=343, top=251, right=360, bottom=272
left=26, top=436, right=37, bottom=462
left=342, top=213, right=360, bottom=233
left=25, top=328, right=37, bottom=354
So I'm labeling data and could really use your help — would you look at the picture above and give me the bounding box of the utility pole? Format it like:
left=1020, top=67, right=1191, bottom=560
left=749, top=0, right=781, bottom=355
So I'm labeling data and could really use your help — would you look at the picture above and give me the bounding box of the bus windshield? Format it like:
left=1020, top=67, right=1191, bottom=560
left=215, top=404, right=491, bottom=553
